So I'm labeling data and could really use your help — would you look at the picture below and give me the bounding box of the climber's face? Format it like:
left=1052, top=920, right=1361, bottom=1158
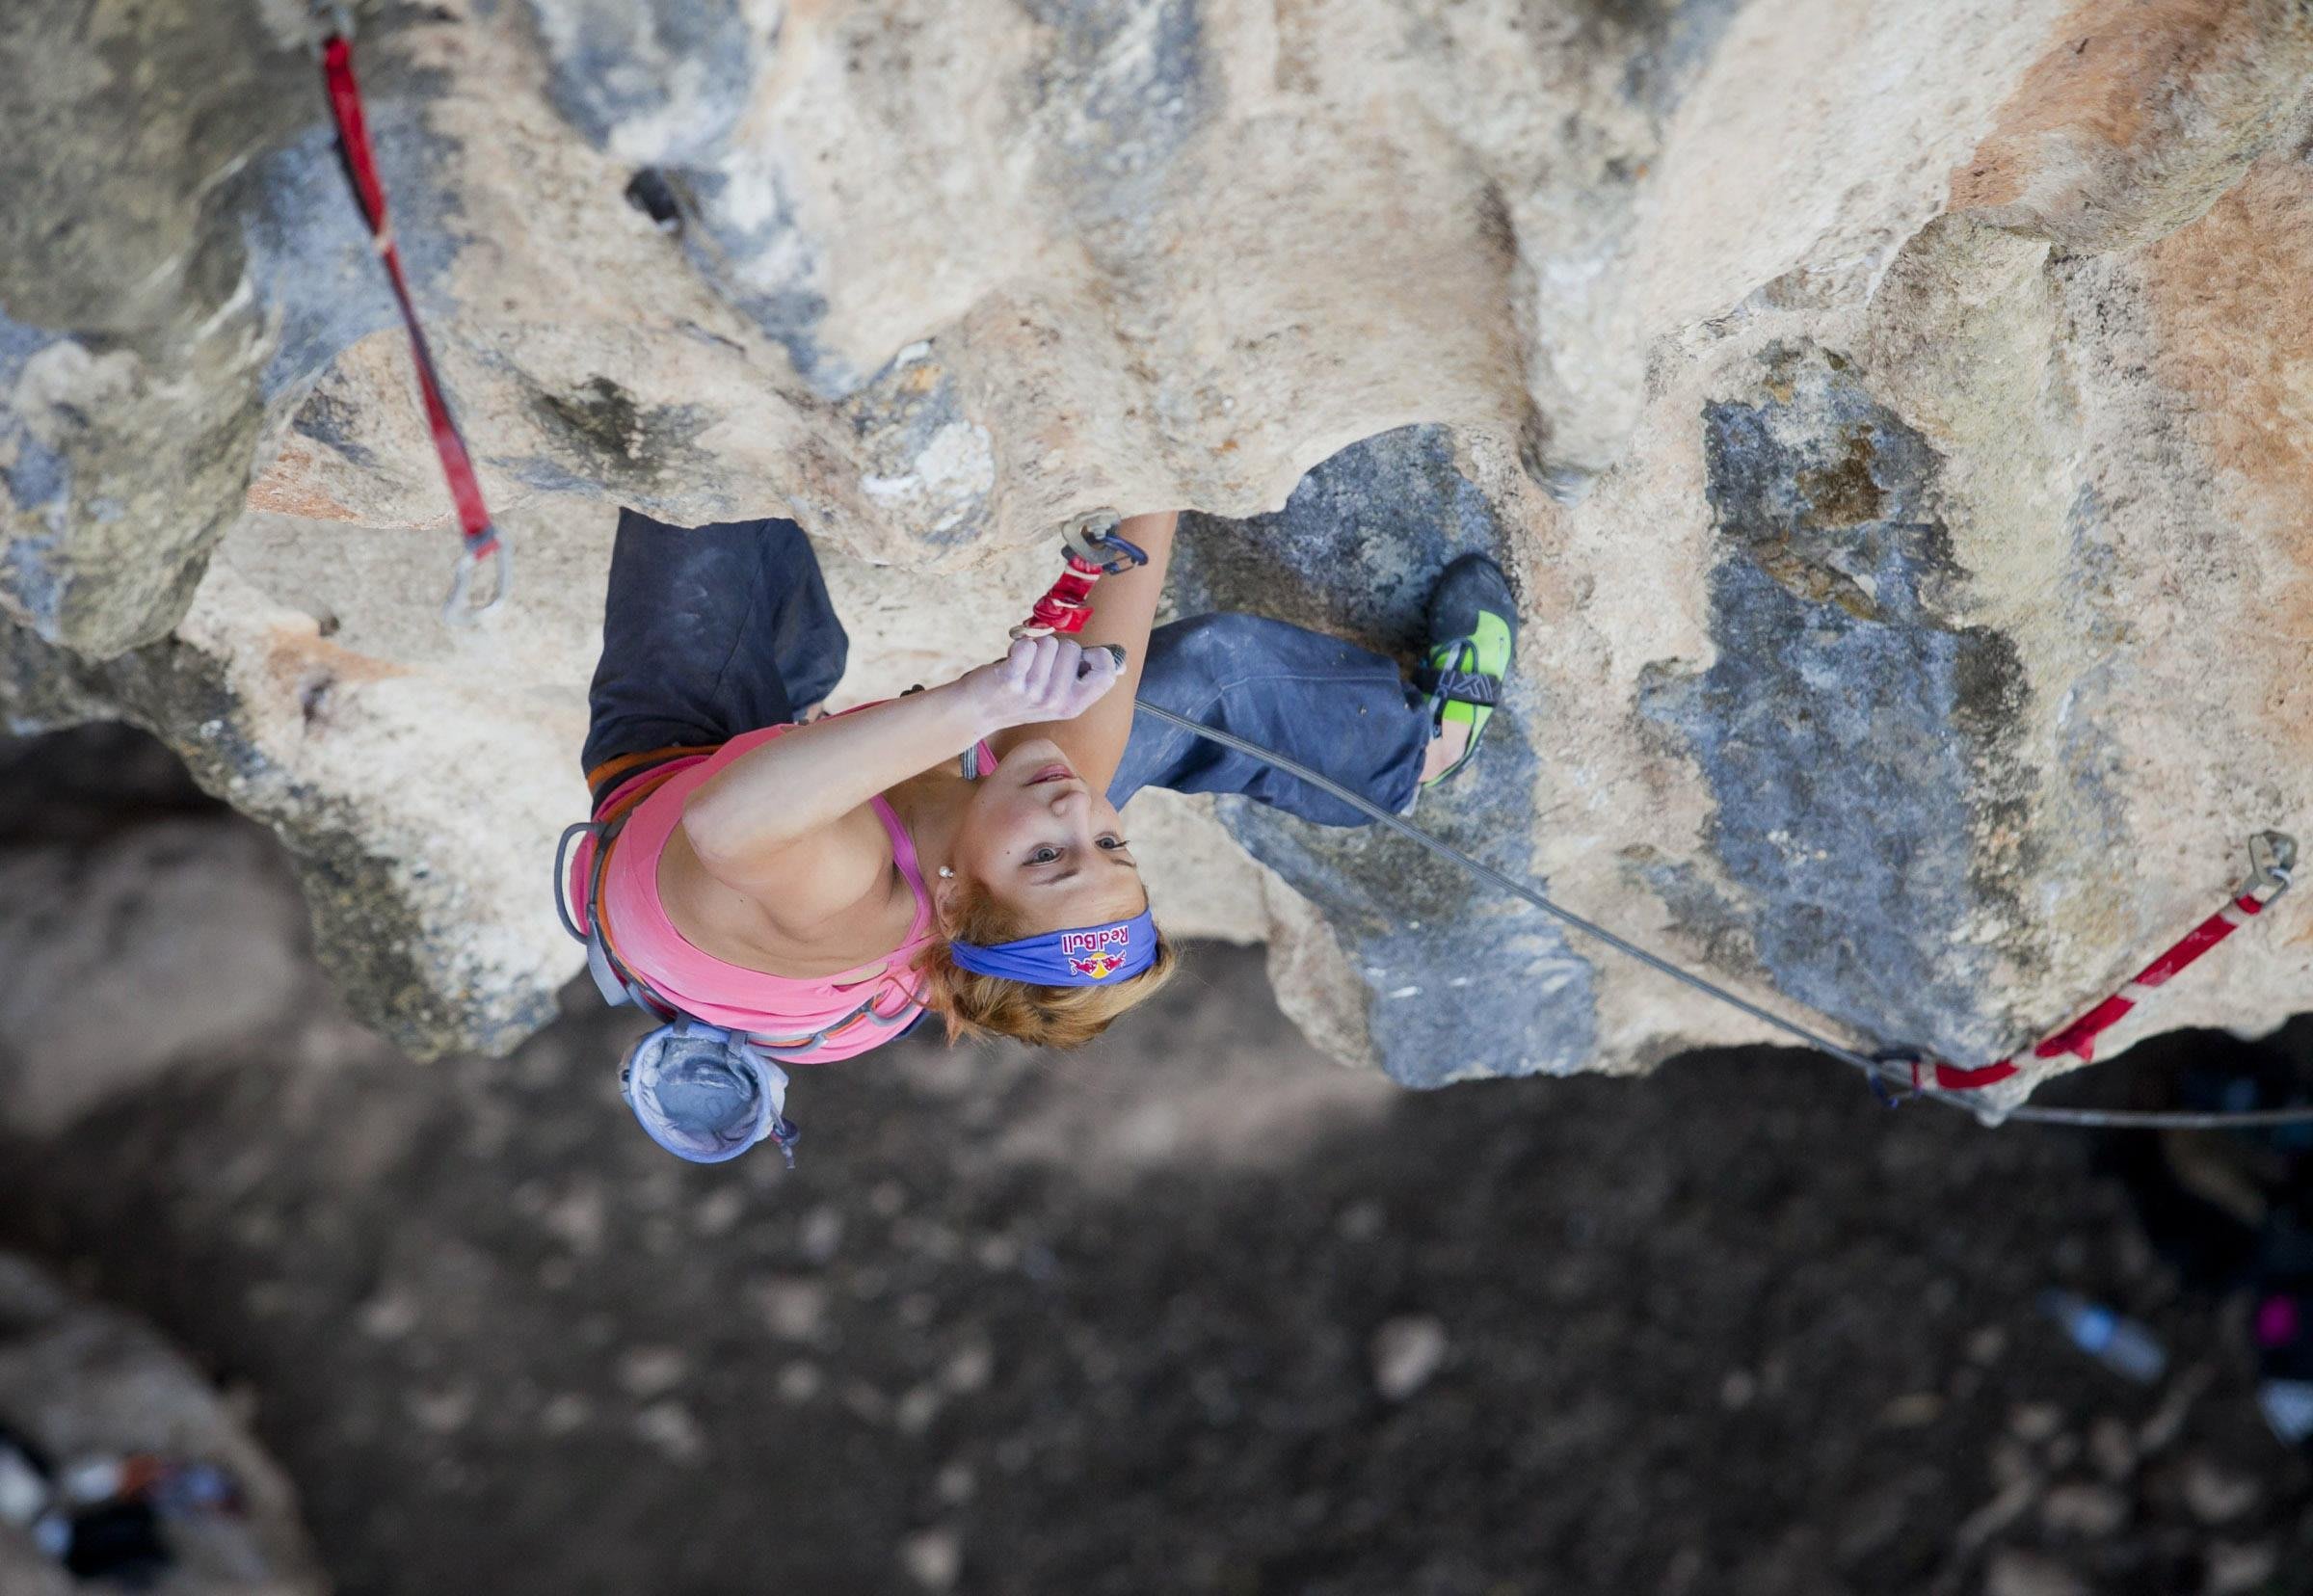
left=945, top=737, right=1147, bottom=930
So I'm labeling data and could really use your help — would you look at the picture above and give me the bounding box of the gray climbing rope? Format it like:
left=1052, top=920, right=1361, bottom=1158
left=1132, top=700, right=2313, bottom=1132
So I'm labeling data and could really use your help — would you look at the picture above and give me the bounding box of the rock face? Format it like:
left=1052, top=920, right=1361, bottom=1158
left=2, top=0, right=2310, bottom=1099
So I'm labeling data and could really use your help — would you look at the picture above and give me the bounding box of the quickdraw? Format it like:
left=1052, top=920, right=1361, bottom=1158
left=1888, top=831, right=2299, bottom=1097
left=313, top=10, right=510, bottom=623
left=1011, top=509, right=1148, bottom=640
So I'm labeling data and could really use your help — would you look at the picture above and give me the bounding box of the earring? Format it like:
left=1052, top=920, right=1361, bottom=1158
left=938, top=865, right=955, bottom=879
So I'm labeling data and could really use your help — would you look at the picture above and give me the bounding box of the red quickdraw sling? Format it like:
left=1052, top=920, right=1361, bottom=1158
left=1897, top=831, right=2299, bottom=1095
left=315, top=17, right=509, bottom=622
left=1011, top=510, right=1148, bottom=639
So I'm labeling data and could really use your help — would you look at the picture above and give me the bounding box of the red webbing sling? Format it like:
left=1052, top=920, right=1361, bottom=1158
left=317, top=29, right=509, bottom=621
left=1917, top=833, right=2297, bottom=1092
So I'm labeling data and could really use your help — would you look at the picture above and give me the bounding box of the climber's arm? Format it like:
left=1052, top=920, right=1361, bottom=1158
left=993, top=510, right=1179, bottom=791
left=680, top=638, right=1118, bottom=915
left=681, top=685, right=986, bottom=903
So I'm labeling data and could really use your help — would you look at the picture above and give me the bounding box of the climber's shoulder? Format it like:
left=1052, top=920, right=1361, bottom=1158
left=662, top=799, right=906, bottom=953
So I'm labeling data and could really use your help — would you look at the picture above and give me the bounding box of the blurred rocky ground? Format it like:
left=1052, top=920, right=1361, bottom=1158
left=0, top=1249, right=324, bottom=1594
left=2, top=723, right=2309, bottom=1595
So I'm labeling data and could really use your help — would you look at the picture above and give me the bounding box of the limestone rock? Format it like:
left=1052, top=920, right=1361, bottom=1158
left=0, top=0, right=303, bottom=654
left=2, top=0, right=2310, bottom=1093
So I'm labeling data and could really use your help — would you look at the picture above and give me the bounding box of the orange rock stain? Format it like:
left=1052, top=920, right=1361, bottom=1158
left=1951, top=0, right=2250, bottom=213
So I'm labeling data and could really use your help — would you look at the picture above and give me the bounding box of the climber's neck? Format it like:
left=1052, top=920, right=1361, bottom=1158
left=883, top=758, right=977, bottom=886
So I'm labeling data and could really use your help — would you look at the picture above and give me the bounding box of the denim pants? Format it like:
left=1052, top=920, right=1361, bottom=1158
left=584, top=510, right=1429, bottom=820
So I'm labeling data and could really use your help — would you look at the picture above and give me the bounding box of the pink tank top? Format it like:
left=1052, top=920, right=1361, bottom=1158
left=582, top=724, right=994, bottom=1064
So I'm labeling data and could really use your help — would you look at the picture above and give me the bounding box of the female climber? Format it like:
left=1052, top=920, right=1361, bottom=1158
left=570, top=506, right=1518, bottom=1161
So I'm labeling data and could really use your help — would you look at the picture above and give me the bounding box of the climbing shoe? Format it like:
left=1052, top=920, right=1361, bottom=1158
left=1415, top=552, right=1517, bottom=787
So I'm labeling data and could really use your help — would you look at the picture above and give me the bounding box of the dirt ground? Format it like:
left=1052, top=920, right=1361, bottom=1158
left=1, top=726, right=2309, bottom=1596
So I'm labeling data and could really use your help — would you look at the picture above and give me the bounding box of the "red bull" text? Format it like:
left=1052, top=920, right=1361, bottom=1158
left=1059, top=923, right=1133, bottom=981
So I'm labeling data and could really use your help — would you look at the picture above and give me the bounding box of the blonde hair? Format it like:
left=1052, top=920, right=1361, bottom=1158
left=915, top=885, right=1179, bottom=1048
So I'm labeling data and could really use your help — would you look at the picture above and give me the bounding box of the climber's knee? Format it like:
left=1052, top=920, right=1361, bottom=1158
left=1143, top=612, right=1271, bottom=701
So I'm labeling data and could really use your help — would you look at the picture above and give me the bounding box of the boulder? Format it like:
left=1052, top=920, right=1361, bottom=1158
left=1, top=0, right=2308, bottom=1095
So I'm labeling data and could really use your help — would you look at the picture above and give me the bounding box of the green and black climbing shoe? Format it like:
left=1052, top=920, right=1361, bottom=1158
left=1415, top=552, right=1517, bottom=788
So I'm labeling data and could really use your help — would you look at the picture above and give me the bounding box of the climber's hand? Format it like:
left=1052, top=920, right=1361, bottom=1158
left=961, top=636, right=1121, bottom=731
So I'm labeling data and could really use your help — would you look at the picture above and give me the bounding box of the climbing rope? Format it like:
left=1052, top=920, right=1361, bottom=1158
left=313, top=11, right=509, bottom=622
left=1130, top=700, right=2311, bottom=1132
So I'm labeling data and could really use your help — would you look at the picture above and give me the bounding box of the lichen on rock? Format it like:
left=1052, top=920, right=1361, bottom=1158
left=2, top=0, right=2309, bottom=1099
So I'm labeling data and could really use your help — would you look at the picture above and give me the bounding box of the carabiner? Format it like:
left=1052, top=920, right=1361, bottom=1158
left=2248, top=831, right=2299, bottom=899
left=767, top=1115, right=801, bottom=1169
left=442, top=536, right=511, bottom=625
left=1062, top=508, right=1148, bottom=574
left=308, top=0, right=356, bottom=49
left=1867, top=1049, right=1925, bottom=1109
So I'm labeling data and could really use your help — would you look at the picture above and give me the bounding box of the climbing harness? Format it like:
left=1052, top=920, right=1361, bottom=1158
left=1010, top=510, right=1149, bottom=639
left=1130, top=701, right=2309, bottom=1132
left=554, top=787, right=806, bottom=1166
left=312, top=9, right=510, bottom=623
left=554, top=699, right=990, bottom=1163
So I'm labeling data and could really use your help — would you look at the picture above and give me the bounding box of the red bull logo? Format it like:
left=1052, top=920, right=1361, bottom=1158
left=1060, top=924, right=1133, bottom=982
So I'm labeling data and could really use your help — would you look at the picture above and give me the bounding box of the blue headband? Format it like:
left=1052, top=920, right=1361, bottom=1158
left=949, top=910, right=1159, bottom=986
